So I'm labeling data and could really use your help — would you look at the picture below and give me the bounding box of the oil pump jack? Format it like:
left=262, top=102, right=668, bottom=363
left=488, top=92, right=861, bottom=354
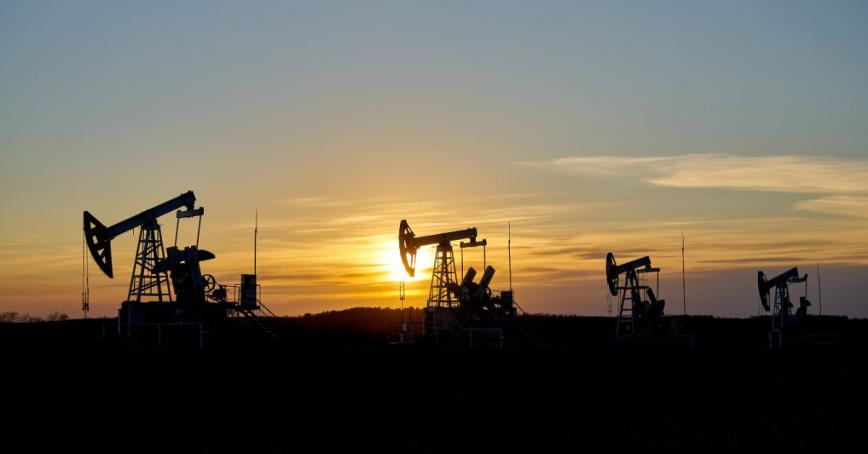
left=758, top=267, right=811, bottom=348
left=399, top=220, right=515, bottom=340
left=606, top=252, right=666, bottom=338
left=84, top=191, right=275, bottom=343
left=84, top=191, right=199, bottom=303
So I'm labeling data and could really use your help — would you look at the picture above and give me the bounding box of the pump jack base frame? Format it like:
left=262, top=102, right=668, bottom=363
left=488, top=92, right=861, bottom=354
left=115, top=301, right=232, bottom=348
left=422, top=307, right=506, bottom=348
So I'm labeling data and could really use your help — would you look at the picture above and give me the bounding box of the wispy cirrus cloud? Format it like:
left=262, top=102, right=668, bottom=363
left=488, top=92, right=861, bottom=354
left=520, top=154, right=868, bottom=218
left=284, top=196, right=351, bottom=208
left=521, top=154, right=868, bottom=195
left=793, top=195, right=868, bottom=218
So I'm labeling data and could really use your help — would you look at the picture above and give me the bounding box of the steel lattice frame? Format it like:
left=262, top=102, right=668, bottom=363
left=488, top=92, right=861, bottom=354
left=770, top=285, right=791, bottom=348
left=427, top=243, right=458, bottom=309
left=127, top=224, right=173, bottom=303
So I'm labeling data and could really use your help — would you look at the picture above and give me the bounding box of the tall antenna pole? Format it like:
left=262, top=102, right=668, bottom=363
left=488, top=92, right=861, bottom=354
left=508, top=221, right=513, bottom=292
left=254, top=209, right=258, bottom=276
left=681, top=233, right=686, bottom=316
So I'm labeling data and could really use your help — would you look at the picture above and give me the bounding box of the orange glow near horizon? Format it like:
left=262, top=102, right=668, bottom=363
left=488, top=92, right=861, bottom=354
left=2, top=190, right=868, bottom=319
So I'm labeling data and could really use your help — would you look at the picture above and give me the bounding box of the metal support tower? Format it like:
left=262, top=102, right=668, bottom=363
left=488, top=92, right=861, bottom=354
left=127, top=224, right=173, bottom=303
left=615, top=270, right=640, bottom=337
left=427, top=243, right=458, bottom=309
left=769, top=285, right=790, bottom=348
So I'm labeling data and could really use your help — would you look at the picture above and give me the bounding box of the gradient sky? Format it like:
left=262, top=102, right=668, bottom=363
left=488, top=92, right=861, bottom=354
left=2, top=1, right=867, bottom=318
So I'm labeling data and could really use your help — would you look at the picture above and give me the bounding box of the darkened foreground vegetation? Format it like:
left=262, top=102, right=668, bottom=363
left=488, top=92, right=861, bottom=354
left=1, top=308, right=866, bottom=453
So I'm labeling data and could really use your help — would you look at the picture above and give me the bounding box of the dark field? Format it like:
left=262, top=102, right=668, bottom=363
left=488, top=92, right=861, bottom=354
left=2, top=309, right=866, bottom=453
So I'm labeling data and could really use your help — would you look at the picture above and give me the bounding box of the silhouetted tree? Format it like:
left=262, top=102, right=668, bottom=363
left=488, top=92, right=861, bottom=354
left=46, top=312, right=69, bottom=321
left=0, top=312, right=45, bottom=323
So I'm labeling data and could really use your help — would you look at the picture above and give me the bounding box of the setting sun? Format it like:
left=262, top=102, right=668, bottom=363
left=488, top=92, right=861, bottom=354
left=380, top=243, right=434, bottom=282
